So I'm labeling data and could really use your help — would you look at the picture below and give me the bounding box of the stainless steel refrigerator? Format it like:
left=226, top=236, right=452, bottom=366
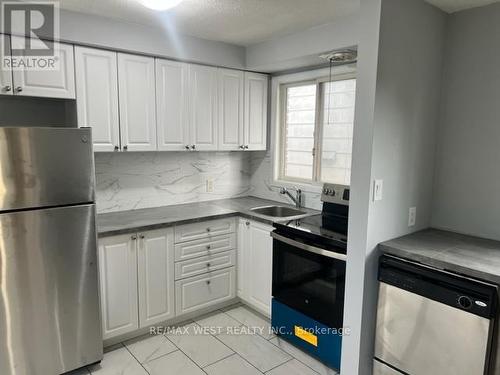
left=0, top=127, right=103, bottom=375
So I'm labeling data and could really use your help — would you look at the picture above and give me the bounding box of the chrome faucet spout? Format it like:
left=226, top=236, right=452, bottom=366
left=279, top=186, right=303, bottom=208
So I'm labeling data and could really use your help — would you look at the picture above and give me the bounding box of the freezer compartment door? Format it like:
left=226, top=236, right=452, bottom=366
left=375, top=282, right=491, bottom=375
left=0, top=204, right=102, bottom=375
left=0, top=127, right=95, bottom=210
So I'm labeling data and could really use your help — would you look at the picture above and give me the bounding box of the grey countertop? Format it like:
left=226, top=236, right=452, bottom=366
left=380, top=228, right=500, bottom=284
left=97, top=196, right=319, bottom=237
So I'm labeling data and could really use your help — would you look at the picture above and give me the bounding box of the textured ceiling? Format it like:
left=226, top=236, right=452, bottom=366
left=52, top=0, right=359, bottom=46
left=425, top=0, right=500, bottom=13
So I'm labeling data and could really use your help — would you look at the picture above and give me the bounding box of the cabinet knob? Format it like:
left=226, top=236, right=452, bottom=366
left=244, top=145, right=249, bottom=150
left=139, top=234, right=145, bottom=239
left=206, top=262, right=211, bottom=267
left=114, top=145, right=119, bottom=151
left=239, top=145, right=244, bottom=150
left=131, top=235, right=137, bottom=240
left=191, top=145, right=196, bottom=150
left=206, top=245, right=211, bottom=250
left=206, top=280, right=211, bottom=285
left=206, top=228, right=211, bottom=232
left=185, top=145, right=190, bottom=150
left=123, top=145, right=128, bottom=151
left=14, top=86, right=22, bottom=93
left=3, top=85, right=11, bottom=92
left=246, top=221, right=250, bottom=226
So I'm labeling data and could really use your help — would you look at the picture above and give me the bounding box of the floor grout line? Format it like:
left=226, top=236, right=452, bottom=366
left=210, top=335, right=265, bottom=374
left=123, top=342, right=152, bottom=375
left=268, top=337, right=326, bottom=375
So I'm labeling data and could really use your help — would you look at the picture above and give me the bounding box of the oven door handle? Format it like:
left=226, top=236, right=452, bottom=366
left=270, top=232, right=347, bottom=262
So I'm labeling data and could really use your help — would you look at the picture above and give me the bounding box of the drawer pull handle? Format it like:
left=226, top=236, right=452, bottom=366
left=206, top=263, right=211, bottom=267
left=206, top=280, right=211, bottom=285
left=206, top=245, right=211, bottom=250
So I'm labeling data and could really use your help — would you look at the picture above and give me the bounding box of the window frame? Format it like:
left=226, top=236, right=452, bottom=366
left=278, top=72, right=357, bottom=186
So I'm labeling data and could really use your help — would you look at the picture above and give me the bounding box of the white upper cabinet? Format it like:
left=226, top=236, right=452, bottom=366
left=10, top=36, right=75, bottom=99
left=118, top=53, right=157, bottom=151
left=156, top=59, right=189, bottom=151
left=244, top=72, right=268, bottom=150
left=218, top=68, right=244, bottom=151
left=75, top=46, right=120, bottom=152
left=137, top=228, right=175, bottom=327
left=0, top=35, right=13, bottom=95
left=188, top=64, right=218, bottom=151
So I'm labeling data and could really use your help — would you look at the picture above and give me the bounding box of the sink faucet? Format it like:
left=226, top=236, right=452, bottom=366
left=279, top=186, right=303, bottom=208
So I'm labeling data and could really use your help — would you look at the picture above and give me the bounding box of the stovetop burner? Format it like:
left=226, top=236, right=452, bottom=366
left=272, top=183, right=350, bottom=252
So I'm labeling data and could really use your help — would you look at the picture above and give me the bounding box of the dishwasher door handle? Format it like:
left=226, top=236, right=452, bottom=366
left=271, top=231, right=347, bottom=261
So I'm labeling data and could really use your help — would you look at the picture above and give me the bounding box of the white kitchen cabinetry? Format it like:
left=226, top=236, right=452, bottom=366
left=0, top=34, right=13, bottom=95
left=218, top=68, right=244, bottom=151
left=118, top=53, right=157, bottom=151
left=98, top=234, right=139, bottom=340
left=98, top=228, right=175, bottom=340
left=244, top=72, right=268, bottom=150
left=75, top=46, right=120, bottom=152
left=238, top=218, right=273, bottom=316
left=156, top=59, right=189, bottom=151
left=188, top=64, right=218, bottom=151
left=7, top=36, right=75, bottom=99
left=138, top=228, right=175, bottom=327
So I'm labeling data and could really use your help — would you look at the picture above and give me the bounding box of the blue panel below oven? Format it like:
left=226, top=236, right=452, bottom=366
left=271, top=299, right=342, bottom=371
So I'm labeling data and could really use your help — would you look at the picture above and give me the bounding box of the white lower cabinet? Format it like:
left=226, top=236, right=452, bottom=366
left=175, top=267, right=236, bottom=315
left=138, top=228, right=175, bottom=327
left=98, top=234, right=139, bottom=340
left=98, top=228, right=174, bottom=340
left=238, top=218, right=273, bottom=316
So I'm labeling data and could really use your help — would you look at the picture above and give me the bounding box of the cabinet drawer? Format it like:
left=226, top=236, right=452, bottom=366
left=174, top=233, right=236, bottom=261
left=175, top=267, right=236, bottom=315
left=175, top=250, right=235, bottom=280
left=174, top=218, right=235, bottom=243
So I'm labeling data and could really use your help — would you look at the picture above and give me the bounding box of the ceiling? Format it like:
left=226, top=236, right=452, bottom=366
left=425, top=0, right=500, bottom=13
left=51, top=0, right=359, bottom=46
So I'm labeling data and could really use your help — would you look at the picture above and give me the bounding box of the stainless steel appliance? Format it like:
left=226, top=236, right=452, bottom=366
left=271, top=183, right=349, bottom=371
left=374, top=255, right=498, bottom=375
left=0, top=128, right=102, bottom=375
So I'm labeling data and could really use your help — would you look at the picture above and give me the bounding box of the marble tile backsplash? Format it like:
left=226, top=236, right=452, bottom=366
left=249, top=151, right=323, bottom=211
left=95, top=152, right=252, bottom=213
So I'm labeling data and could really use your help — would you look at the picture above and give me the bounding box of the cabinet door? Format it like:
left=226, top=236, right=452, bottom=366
left=247, top=220, right=273, bottom=316
left=98, top=234, right=139, bottom=340
left=0, top=34, right=13, bottom=95
left=237, top=219, right=250, bottom=299
left=118, top=53, right=157, bottom=151
left=156, top=59, right=189, bottom=151
left=218, top=68, right=244, bottom=150
left=244, top=72, right=268, bottom=150
left=138, top=228, right=175, bottom=327
left=10, top=36, right=75, bottom=99
left=75, top=46, right=120, bottom=152
left=188, top=64, right=218, bottom=151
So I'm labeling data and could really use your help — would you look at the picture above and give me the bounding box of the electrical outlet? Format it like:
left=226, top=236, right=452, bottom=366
left=206, top=177, right=214, bottom=193
left=408, top=206, right=417, bottom=227
left=373, top=179, right=383, bottom=201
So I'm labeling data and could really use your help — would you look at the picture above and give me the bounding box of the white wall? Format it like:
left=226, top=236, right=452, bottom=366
left=432, top=3, right=500, bottom=240
left=95, top=151, right=252, bottom=213
left=245, top=13, right=360, bottom=72
left=342, top=0, right=447, bottom=373
left=37, top=9, right=247, bottom=69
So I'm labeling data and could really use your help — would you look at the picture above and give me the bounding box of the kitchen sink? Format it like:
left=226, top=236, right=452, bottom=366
left=250, top=205, right=306, bottom=217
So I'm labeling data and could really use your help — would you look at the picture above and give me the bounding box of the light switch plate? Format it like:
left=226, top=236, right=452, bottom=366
left=408, top=206, right=417, bottom=227
left=373, top=179, right=383, bottom=201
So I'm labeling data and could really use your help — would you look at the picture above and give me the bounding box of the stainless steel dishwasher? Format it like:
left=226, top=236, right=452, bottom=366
left=374, top=255, right=498, bottom=375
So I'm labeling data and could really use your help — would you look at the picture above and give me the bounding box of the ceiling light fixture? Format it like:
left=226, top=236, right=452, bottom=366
left=138, top=0, right=185, bottom=11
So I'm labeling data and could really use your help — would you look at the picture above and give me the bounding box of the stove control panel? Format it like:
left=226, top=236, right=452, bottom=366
left=321, top=183, right=350, bottom=205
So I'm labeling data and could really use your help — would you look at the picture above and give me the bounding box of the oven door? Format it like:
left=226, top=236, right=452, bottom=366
left=271, top=231, right=346, bottom=328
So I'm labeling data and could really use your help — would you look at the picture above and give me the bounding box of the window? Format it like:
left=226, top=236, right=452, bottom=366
left=279, top=75, right=356, bottom=185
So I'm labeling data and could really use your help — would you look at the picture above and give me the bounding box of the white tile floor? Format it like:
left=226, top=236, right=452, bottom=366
left=72, top=304, right=338, bottom=375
